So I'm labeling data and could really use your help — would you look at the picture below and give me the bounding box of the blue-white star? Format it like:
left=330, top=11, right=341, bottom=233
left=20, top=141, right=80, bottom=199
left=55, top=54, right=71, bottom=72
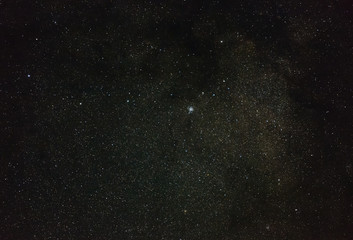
left=187, top=106, right=194, bottom=114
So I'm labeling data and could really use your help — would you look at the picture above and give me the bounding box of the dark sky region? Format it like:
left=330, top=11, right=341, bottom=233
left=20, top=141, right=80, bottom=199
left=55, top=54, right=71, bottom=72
left=1, top=0, right=353, bottom=239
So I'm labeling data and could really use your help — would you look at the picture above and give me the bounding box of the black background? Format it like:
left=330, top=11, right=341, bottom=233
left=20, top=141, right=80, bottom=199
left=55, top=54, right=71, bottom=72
left=1, top=0, right=353, bottom=239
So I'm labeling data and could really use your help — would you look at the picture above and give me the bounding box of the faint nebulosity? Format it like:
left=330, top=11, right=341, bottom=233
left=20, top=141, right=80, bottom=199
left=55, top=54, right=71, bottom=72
left=1, top=1, right=353, bottom=239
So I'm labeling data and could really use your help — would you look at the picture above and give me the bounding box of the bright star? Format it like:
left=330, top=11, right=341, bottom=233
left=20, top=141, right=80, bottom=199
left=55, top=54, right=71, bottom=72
left=187, top=106, right=194, bottom=114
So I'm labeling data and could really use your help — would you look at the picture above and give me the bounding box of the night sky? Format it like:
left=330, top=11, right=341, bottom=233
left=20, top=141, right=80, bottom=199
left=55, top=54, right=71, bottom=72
left=2, top=1, right=353, bottom=239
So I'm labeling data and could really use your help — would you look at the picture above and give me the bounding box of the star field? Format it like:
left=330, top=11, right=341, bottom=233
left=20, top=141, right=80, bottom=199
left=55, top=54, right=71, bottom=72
left=1, top=1, right=353, bottom=239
